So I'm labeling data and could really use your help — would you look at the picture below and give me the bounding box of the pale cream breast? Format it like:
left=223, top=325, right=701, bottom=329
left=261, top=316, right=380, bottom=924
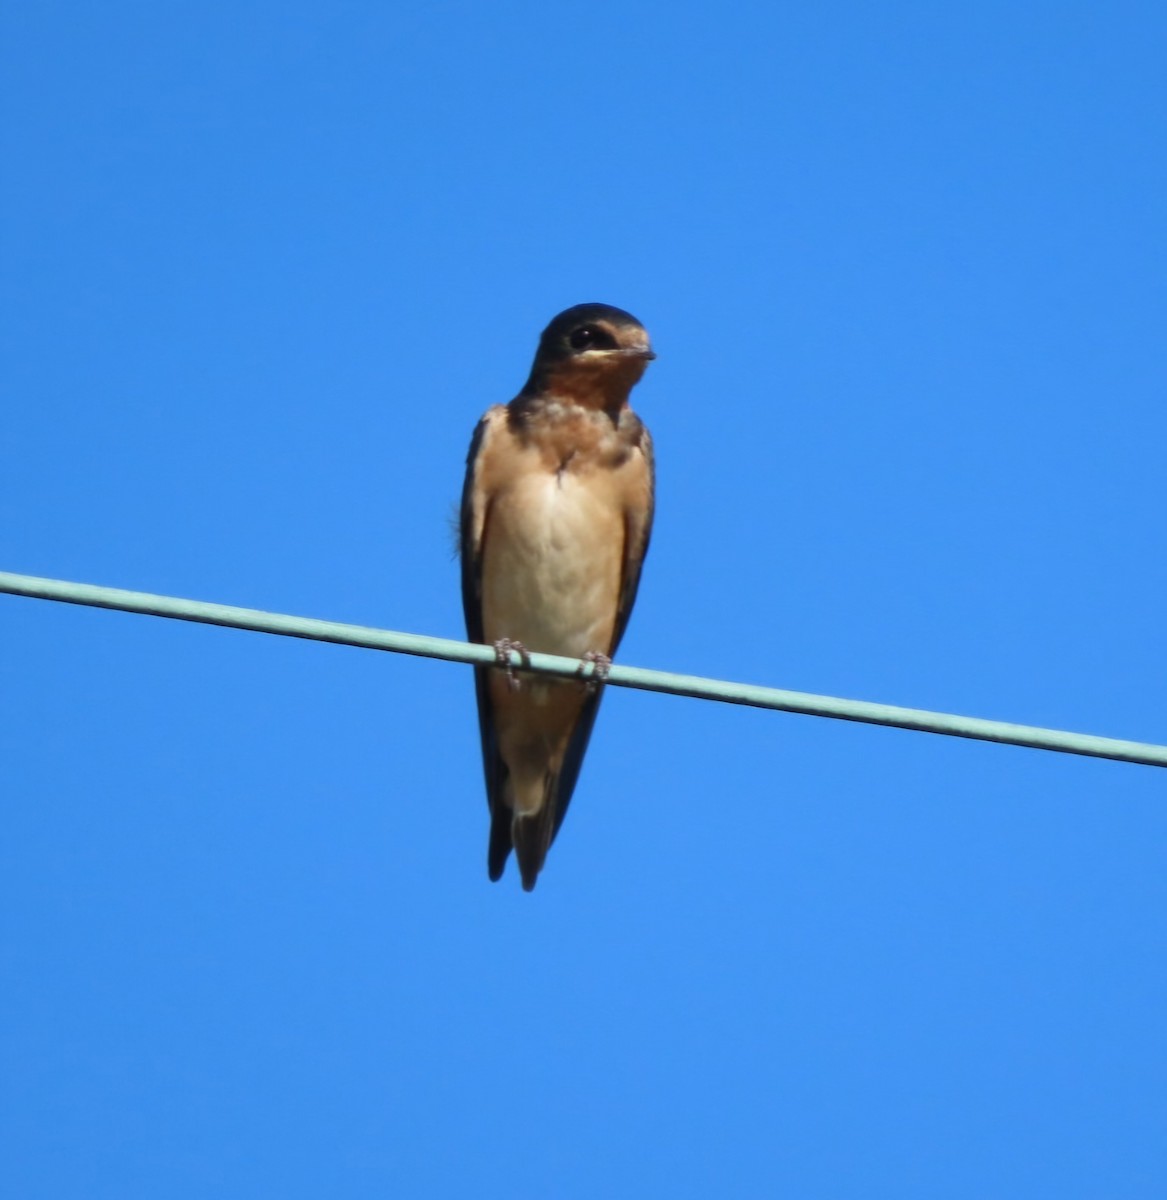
left=482, top=465, right=624, bottom=658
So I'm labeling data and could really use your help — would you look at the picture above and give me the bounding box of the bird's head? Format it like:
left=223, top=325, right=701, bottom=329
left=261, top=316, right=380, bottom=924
left=522, top=303, right=655, bottom=406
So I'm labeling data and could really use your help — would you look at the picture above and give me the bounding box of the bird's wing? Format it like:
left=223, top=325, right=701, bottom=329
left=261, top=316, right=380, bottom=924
left=610, top=421, right=655, bottom=656
left=459, top=410, right=512, bottom=878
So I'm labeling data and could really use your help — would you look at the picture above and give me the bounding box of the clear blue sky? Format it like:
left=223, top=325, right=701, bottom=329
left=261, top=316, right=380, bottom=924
left=3, top=3, right=1165, bottom=1196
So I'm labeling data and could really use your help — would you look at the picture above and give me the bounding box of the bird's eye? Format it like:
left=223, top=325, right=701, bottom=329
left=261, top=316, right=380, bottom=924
left=568, top=325, right=618, bottom=352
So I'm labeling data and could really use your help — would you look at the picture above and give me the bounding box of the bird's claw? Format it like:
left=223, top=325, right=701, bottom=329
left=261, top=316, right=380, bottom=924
left=579, top=651, right=612, bottom=692
left=493, top=638, right=531, bottom=691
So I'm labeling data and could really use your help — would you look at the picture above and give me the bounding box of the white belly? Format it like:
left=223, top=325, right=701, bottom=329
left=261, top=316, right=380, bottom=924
left=482, top=470, right=622, bottom=659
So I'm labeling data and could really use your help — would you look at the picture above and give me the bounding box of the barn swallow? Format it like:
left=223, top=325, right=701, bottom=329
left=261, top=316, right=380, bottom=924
left=460, top=303, right=656, bottom=891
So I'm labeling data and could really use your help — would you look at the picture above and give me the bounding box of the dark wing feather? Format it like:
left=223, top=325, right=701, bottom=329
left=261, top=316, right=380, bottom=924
left=610, top=424, right=655, bottom=655
left=460, top=415, right=512, bottom=879
left=459, top=415, right=489, bottom=645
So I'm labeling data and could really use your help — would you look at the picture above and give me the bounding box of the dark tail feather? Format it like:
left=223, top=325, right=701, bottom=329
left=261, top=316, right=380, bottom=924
left=512, top=781, right=560, bottom=892
left=487, top=798, right=512, bottom=882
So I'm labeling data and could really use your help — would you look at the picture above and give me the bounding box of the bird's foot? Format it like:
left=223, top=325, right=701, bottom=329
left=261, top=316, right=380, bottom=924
left=578, top=650, right=612, bottom=692
left=493, top=638, right=531, bottom=691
